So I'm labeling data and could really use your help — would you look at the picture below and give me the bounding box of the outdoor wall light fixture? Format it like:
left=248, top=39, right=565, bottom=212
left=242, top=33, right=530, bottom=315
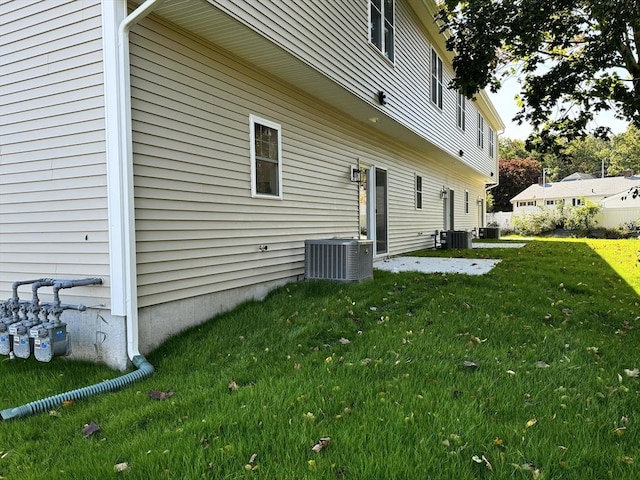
left=377, top=90, right=387, bottom=105
left=350, top=165, right=363, bottom=183
left=440, top=186, right=448, bottom=199
left=459, top=149, right=464, bottom=157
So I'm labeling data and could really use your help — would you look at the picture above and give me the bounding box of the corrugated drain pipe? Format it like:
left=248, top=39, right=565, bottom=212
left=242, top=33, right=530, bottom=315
left=1, top=0, right=165, bottom=421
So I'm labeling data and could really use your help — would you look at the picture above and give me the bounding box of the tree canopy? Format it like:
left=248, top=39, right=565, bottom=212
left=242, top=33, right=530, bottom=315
left=437, top=0, right=640, bottom=151
left=493, top=157, right=541, bottom=211
left=494, top=126, right=640, bottom=211
left=499, top=126, right=640, bottom=181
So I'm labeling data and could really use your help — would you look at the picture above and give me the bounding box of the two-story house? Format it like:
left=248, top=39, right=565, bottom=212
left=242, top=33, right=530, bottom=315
left=0, top=0, right=504, bottom=369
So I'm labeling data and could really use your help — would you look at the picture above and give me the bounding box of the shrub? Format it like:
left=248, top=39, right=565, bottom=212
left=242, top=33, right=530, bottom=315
left=563, top=200, right=601, bottom=231
left=512, top=207, right=562, bottom=235
left=612, top=220, right=640, bottom=238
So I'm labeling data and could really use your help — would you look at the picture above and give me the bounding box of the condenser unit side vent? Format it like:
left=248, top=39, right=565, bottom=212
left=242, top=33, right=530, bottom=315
left=304, top=239, right=373, bottom=282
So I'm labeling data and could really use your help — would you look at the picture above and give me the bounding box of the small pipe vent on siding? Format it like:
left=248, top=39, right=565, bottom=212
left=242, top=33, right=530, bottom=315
left=304, top=239, right=373, bottom=282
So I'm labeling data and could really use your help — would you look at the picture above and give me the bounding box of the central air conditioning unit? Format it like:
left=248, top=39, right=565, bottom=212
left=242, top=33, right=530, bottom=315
left=304, top=238, right=373, bottom=282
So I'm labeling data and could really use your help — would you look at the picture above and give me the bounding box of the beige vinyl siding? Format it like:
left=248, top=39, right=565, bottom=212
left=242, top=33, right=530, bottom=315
left=130, top=20, right=355, bottom=307
left=209, top=0, right=498, bottom=178
left=0, top=0, right=108, bottom=304
left=129, top=15, right=488, bottom=307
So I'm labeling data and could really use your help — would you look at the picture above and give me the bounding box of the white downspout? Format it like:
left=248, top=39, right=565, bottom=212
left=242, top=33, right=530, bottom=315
left=117, top=0, right=166, bottom=360
left=0, top=1, right=166, bottom=421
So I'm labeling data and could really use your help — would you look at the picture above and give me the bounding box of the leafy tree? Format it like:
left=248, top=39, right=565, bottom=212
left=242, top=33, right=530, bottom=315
left=494, top=157, right=541, bottom=211
left=498, top=138, right=530, bottom=161
left=609, top=124, right=640, bottom=175
left=437, top=0, right=640, bottom=151
left=542, top=135, right=612, bottom=179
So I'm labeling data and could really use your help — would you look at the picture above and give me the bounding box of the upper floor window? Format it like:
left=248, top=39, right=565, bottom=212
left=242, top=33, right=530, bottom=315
left=416, top=175, right=423, bottom=209
left=456, top=91, right=466, bottom=130
left=488, top=127, right=495, bottom=157
left=250, top=115, right=282, bottom=199
left=477, top=113, right=484, bottom=149
left=370, top=0, right=394, bottom=62
left=431, top=49, right=443, bottom=108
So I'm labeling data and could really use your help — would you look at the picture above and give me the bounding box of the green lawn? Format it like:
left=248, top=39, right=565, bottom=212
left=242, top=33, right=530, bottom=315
left=0, top=238, right=639, bottom=479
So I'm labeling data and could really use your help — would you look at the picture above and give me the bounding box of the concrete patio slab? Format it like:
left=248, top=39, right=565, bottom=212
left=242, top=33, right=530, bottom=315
left=375, top=257, right=501, bottom=275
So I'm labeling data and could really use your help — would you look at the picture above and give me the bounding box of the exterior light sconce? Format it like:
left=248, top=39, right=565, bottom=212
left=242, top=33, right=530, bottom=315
left=350, top=165, right=363, bottom=183
left=377, top=90, right=387, bottom=105
left=458, top=149, right=464, bottom=157
left=440, top=186, right=448, bottom=199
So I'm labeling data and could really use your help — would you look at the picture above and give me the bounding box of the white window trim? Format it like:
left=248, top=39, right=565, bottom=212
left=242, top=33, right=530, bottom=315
left=456, top=91, right=466, bottom=131
left=250, top=114, right=283, bottom=200
left=431, top=48, right=443, bottom=109
left=477, top=113, right=484, bottom=149
left=416, top=174, right=423, bottom=209
left=488, top=127, right=495, bottom=157
left=369, top=0, right=395, bottom=63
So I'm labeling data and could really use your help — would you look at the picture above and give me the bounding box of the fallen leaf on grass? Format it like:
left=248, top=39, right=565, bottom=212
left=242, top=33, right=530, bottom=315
left=244, top=453, right=259, bottom=471
left=114, top=462, right=129, bottom=473
left=148, top=390, right=174, bottom=400
left=228, top=380, right=239, bottom=392
left=82, top=422, right=100, bottom=438
left=535, top=361, right=550, bottom=369
left=613, top=427, right=626, bottom=437
left=472, top=454, right=493, bottom=472
left=339, top=337, right=350, bottom=345
left=512, top=462, right=543, bottom=478
left=311, top=437, right=331, bottom=453
left=525, top=418, right=537, bottom=428
left=462, top=360, right=480, bottom=368
left=624, top=368, right=639, bottom=377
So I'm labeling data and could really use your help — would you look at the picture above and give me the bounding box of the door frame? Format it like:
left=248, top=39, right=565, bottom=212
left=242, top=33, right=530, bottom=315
left=358, top=162, right=388, bottom=256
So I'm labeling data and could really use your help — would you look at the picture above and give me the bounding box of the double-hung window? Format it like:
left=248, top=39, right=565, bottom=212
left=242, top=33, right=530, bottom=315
left=416, top=175, right=423, bottom=209
left=431, top=49, right=443, bottom=109
left=370, top=0, right=394, bottom=62
left=477, top=113, right=484, bottom=149
left=488, top=127, right=495, bottom=157
left=456, top=91, right=466, bottom=130
left=250, top=115, right=282, bottom=199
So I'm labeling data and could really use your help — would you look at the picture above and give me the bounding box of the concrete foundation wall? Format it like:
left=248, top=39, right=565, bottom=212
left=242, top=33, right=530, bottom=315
left=137, top=276, right=298, bottom=357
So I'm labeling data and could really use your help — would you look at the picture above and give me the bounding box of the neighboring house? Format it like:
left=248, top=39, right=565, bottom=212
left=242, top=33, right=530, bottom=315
left=0, top=0, right=503, bottom=369
left=597, top=184, right=640, bottom=229
left=510, top=170, right=640, bottom=228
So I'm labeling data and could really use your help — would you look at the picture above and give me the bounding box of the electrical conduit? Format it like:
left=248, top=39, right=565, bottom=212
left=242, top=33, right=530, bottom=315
left=0, top=0, right=165, bottom=421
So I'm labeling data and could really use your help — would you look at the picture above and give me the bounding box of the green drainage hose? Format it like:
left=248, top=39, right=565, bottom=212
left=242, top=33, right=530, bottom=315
left=0, top=355, right=154, bottom=421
